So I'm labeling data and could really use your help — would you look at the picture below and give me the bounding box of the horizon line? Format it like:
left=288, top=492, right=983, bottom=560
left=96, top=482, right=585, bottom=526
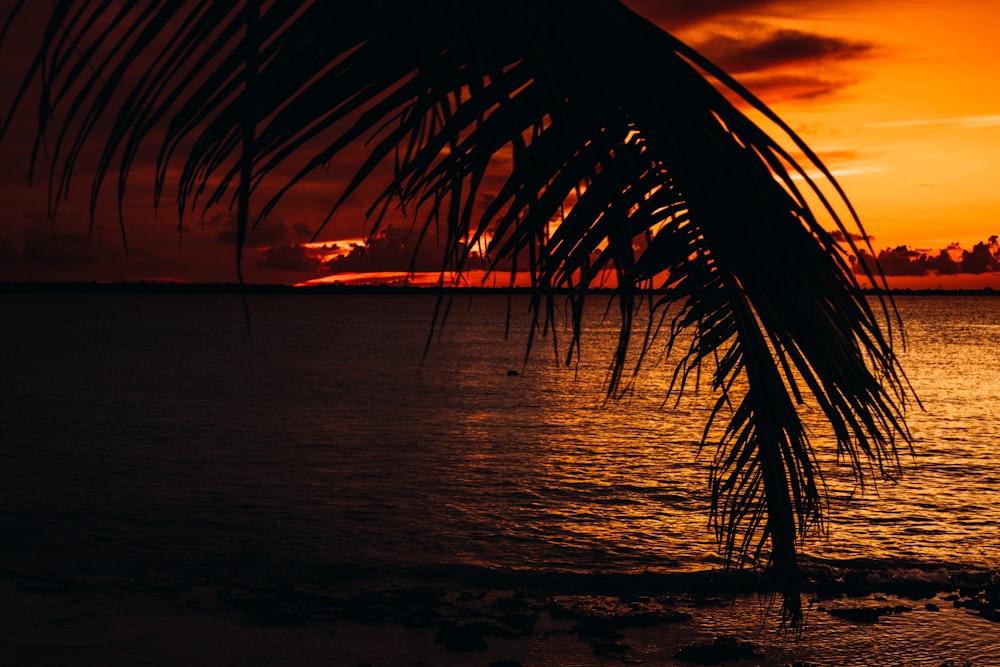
left=1, top=280, right=997, bottom=296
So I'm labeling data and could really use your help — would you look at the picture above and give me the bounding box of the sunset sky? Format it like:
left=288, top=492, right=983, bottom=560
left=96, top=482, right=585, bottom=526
left=1, top=0, right=999, bottom=288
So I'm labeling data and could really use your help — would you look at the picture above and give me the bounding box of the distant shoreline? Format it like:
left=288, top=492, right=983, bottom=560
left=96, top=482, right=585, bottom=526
left=1, top=280, right=997, bottom=296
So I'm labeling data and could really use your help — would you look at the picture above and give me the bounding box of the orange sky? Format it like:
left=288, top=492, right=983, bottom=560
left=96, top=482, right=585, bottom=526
left=654, top=0, right=1000, bottom=289
left=2, top=1, right=999, bottom=288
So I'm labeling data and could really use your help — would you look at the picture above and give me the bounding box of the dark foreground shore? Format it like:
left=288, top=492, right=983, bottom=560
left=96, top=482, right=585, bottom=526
left=2, top=566, right=996, bottom=666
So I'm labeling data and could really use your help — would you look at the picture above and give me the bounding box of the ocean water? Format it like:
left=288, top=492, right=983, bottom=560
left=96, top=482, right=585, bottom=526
left=1, top=292, right=998, bottom=663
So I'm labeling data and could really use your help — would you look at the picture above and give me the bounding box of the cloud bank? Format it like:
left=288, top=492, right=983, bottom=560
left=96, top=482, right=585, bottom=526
left=623, top=1, right=878, bottom=101
left=855, top=236, right=1000, bottom=277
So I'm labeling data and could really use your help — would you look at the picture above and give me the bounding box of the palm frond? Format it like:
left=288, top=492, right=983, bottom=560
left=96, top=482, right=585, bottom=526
left=2, top=0, right=914, bottom=626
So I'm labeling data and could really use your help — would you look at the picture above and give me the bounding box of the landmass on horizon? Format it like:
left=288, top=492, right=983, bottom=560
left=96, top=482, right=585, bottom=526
left=1, top=280, right=997, bottom=296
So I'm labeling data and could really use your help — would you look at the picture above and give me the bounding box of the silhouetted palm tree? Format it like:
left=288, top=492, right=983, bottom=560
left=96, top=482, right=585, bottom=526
left=1, top=0, right=913, bottom=625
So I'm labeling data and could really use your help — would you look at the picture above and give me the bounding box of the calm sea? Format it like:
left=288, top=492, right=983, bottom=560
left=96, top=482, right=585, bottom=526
left=1, top=292, right=998, bottom=663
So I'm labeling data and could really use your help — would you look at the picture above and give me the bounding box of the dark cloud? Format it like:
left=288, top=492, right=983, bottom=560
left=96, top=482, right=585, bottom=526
left=859, top=245, right=930, bottom=276
left=0, top=213, right=108, bottom=269
left=961, top=239, right=998, bottom=274
left=733, top=72, right=855, bottom=101
left=255, top=243, right=326, bottom=273
left=623, top=1, right=879, bottom=101
left=696, top=28, right=873, bottom=75
left=828, top=229, right=870, bottom=244
left=624, top=0, right=861, bottom=33
left=325, top=225, right=443, bottom=274
left=210, top=213, right=312, bottom=247
left=19, top=228, right=96, bottom=266
left=692, top=27, right=875, bottom=100
left=624, top=0, right=776, bottom=29
left=0, top=214, right=164, bottom=280
left=324, top=224, right=489, bottom=275
left=855, top=236, right=1000, bottom=277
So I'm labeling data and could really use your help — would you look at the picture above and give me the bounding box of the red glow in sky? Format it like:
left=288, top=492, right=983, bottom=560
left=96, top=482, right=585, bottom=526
left=1, top=1, right=998, bottom=288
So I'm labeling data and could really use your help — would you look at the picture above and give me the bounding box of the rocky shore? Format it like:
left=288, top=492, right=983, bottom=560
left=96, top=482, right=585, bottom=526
left=1, top=565, right=996, bottom=666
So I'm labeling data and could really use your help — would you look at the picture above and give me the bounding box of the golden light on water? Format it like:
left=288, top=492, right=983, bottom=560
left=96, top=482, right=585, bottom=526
left=421, top=293, right=1000, bottom=571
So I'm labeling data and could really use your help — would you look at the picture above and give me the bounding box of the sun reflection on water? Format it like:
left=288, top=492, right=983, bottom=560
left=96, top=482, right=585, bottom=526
left=1, top=292, right=995, bottom=586
left=412, top=293, right=1000, bottom=573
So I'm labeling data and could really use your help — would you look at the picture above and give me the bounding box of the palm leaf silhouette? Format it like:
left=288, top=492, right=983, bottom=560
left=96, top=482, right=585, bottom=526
left=2, top=0, right=914, bottom=625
